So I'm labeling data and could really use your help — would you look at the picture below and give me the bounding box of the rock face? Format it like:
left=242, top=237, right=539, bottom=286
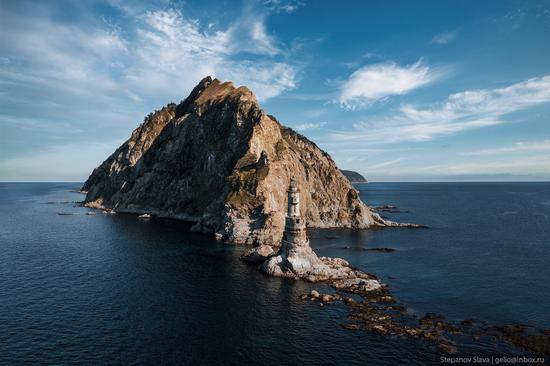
left=340, top=170, right=367, bottom=183
left=83, top=76, right=385, bottom=245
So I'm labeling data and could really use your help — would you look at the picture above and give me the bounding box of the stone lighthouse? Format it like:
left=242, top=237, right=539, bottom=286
left=261, top=176, right=326, bottom=278
left=284, top=176, right=308, bottom=247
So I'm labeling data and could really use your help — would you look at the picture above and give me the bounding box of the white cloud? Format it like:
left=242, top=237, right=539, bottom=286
left=331, top=75, right=550, bottom=143
left=464, top=140, right=550, bottom=156
left=0, top=5, right=297, bottom=109
left=126, top=9, right=296, bottom=101
left=338, top=60, right=445, bottom=109
left=220, top=61, right=296, bottom=101
left=430, top=31, right=457, bottom=45
left=0, top=2, right=300, bottom=180
left=293, top=121, right=327, bottom=131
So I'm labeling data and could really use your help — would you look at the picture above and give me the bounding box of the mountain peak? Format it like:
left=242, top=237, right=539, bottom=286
left=175, top=76, right=257, bottom=118
left=194, top=78, right=256, bottom=105
left=83, top=77, right=384, bottom=245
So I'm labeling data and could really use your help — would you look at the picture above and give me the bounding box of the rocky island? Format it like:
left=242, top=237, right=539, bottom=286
left=82, top=77, right=409, bottom=246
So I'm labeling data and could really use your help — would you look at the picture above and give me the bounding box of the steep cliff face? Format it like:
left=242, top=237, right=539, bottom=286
left=83, top=76, right=385, bottom=245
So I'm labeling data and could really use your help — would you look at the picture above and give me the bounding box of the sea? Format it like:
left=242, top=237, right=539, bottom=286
left=0, top=182, right=549, bottom=365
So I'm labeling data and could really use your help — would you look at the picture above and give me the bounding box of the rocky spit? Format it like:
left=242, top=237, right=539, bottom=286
left=244, top=246, right=550, bottom=356
left=241, top=178, right=550, bottom=356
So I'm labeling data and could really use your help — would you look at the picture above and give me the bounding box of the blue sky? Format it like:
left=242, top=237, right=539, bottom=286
left=1, top=0, right=550, bottom=181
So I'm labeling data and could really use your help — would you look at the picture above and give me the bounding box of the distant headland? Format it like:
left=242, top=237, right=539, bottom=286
left=340, top=170, right=368, bottom=183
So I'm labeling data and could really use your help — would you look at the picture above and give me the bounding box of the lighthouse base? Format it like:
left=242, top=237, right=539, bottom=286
left=261, top=240, right=323, bottom=277
left=260, top=240, right=369, bottom=282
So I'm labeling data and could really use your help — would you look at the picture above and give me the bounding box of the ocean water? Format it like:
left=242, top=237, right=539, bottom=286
left=0, top=182, right=549, bottom=365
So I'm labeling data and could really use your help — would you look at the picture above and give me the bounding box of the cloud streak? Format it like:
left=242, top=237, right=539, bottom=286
left=464, top=140, right=550, bottom=156
left=332, top=75, right=550, bottom=143
left=293, top=121, right=327, bottom=131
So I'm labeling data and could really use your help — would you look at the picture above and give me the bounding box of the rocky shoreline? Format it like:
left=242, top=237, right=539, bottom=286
left=243, top=248, right=550, bottom=356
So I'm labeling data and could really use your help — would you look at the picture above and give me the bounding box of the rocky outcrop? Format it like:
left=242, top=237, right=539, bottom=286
left=340, top=170, right=367, bottom=183
left=83, top=76, right=387, bottom=245
left=240, top=245, right=274, bottom=264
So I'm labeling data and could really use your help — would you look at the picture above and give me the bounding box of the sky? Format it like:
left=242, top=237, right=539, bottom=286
left=1, top=0, right=550, bottom=182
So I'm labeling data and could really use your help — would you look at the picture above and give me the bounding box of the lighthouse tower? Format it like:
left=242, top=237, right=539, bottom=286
left=261, top=176, right=325, bottom=277
left=283, top=176, right=308, bottom=247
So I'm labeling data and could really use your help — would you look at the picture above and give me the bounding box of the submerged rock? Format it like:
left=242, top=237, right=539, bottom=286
left=365, top=247, right=396, bottom=252
left=82, top=76, right=388, bottom=245
left=332, top=278, right=382, bottom=292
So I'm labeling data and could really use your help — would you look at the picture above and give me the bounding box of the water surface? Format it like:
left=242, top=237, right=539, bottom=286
left=0, top=182, right=548, bottom=365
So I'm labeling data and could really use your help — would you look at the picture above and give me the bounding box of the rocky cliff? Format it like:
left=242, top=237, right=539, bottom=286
left=83, top=76, right=386, bottom=245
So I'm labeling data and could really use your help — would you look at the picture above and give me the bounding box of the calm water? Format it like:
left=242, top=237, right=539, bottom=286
left=0, top=182, right=549, bottom=365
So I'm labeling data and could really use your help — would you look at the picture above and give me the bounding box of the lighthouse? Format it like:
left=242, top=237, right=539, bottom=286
left=283, top=176, right=308, bottom=247
left=261, top=176, right=325, bottom=277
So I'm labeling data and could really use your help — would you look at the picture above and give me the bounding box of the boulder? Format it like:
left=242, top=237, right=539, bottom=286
left=240, top=245, right=274, bottom=264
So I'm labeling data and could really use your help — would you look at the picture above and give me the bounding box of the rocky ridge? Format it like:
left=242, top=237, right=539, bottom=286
left=83, top=77, right=400, bottom=245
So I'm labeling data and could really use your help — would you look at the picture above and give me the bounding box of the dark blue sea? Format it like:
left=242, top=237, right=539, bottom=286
left=0, top=182, right=549, bottom=365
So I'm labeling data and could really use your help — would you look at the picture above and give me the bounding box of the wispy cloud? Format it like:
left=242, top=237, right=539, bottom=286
left=0, top=1, right=301, bottom=180
left=293, top=121, right=327, bottom=131
left=331, top=75, right=550, bottom=143
left=367, top=158, right=405, bottom=170
left=500, top=8, right=527, bottom=30
left=263, top=0, right=304, bottom=14
left=464, top=140, right=550, bottom=156
left=372, top=156, right=550, bottom=181
left=341, top=51, right=382, bottom=69
left=0, top=3, right=298, bottom=111
left=430, top=31, right=458, bottom=45
left=127, top=8, right=296, bottom=100
left=419, top=155, right=550, bottom=177
left=338, top=60, right=446, bottom=109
